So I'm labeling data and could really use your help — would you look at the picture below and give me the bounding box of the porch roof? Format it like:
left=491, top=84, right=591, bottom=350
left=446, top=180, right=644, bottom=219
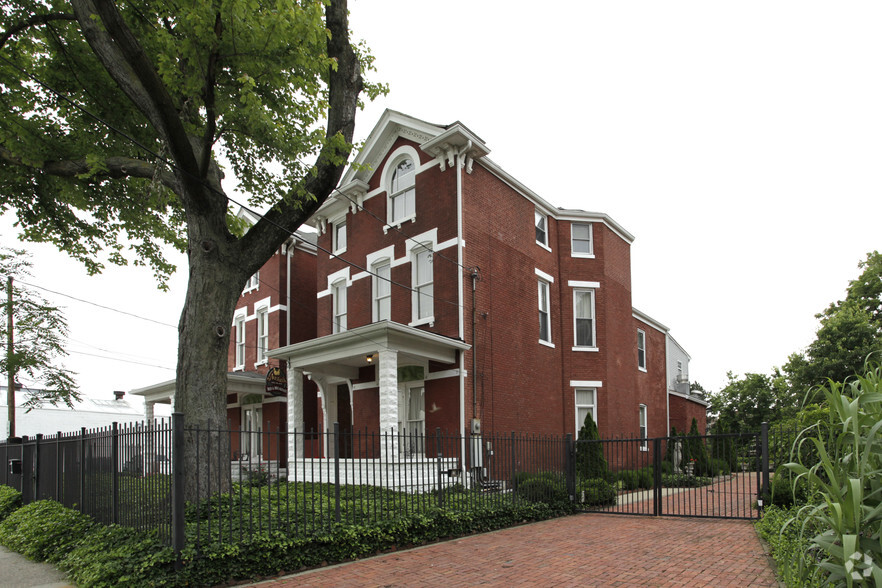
left=130, top=371, right=267, bottom=404
left=267, top=322, right=470, bottom=379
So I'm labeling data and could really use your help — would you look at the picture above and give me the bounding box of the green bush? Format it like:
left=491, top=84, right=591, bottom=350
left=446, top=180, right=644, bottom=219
left=577, top=478, right=616, bottom=506
left=769, top=467, right=810, bottom=508
left=661, top=473, right=713, bottom=488
left=515, top=473, right=568, bottom=507
left=0, top=500, right=96, bottom=562
left=617, top=468, right=653, bottom=490
left=575, top=412, right=608, bottom=479
left=0, top=485, right=21, bottom=521
left=708, top=458, right=731, bottom=477
left=783, top=363, right=882, bottom=586
left=0, top=494, right=571, bottom=587
left=755, top=505, right=824, bottom=587
left=60, top=525, right=176, bottom=588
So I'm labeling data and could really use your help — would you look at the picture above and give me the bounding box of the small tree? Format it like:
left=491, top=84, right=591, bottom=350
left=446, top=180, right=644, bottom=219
left=575, top=412, right=608, bottom=480
left=1, top=248, right=80, bottom=438
left=683, top=418, right=711, bottom=476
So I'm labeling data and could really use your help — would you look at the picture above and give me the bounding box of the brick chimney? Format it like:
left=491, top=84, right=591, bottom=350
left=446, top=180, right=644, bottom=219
left=113, top=391, right=125, bottom=401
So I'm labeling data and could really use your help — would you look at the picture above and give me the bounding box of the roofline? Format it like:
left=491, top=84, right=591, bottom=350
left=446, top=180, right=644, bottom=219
left=478, top=157, right=635, bottom=244
left=632, top=308, right=669, bottom=333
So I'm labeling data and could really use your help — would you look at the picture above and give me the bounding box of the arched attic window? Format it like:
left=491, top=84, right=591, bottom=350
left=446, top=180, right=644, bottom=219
left=389, top=158, right=416, bottom=224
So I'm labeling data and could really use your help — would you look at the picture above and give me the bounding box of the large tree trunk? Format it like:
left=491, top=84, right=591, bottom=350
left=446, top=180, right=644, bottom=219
left=175, top=217, right=245, bottom=501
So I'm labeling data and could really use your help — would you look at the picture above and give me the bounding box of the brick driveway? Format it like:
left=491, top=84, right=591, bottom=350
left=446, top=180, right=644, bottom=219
left=249, top=513, right=777, bottom=587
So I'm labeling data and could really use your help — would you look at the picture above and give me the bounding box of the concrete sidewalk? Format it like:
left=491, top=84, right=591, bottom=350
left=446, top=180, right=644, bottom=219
left=0, top=546, right=73, bottom=588
left=248, top=514, right=779, bottom=587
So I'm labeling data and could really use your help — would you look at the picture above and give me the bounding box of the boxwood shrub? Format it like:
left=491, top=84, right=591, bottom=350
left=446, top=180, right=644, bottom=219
left=576, top=478, right=616, bottom=506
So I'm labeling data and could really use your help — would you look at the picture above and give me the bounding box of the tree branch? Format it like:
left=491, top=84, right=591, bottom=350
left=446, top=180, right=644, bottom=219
left=238, top=0, right=363, bottom=270
left=0, top=146, right=176, bottom=189
left=70, top=0, right=211, bottom=211
left=199, top=12, right=223, bottom=179
left=0, top=13, right=76, bottom=51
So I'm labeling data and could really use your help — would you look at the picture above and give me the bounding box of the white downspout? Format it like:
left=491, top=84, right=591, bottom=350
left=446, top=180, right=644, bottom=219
left=456, top=141, right=471, bottom=480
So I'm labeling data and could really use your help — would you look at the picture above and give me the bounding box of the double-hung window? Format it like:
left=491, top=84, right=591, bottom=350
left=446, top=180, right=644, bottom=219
left=571, top=223, right=593, bottom=256
left=535, top=211, right=548, bottom=247
left=332, top=219, right=347, bottom=255
left=574, top=290, right=595, bottom=348
left=389, top=159, right=416, bottom=224
left=637, top=329, right=647, bottom=371
left=373, top=260, right=391, bottom=321
left=332, top=280, right=347, bottom=333
left=412, top=246, right=433, bottom=322
left=639, top=405, right=648, bottom=450
left=256, top=308, right=268, bottom=364
left=235, top=316, right=246, bottom=368
left=538, top=280, right=551, bottom=344
left=575, top=389, right=597, bottom=438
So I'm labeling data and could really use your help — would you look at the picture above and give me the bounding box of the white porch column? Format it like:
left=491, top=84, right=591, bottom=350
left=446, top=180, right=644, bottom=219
left=145, top=401, right=155, bottom=422
left=378, top=349, right=399, bottom=460
left=287, top=362, right=304, bottom=464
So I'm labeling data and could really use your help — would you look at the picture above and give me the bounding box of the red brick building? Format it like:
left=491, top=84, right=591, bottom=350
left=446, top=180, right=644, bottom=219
left=134, top=111, right=707, bottom=465
left=268, top=110, right=706, bottom=452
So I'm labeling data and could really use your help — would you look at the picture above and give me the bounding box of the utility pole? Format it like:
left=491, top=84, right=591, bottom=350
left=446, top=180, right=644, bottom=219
left=6, top=275, right=14, bottom=439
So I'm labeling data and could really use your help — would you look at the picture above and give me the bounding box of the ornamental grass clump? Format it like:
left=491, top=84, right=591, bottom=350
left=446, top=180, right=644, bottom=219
left=784, top=361, right=882, bottom=587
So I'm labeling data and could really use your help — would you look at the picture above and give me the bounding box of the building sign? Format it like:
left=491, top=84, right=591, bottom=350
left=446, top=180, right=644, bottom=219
left=265, top=367, right=287, bottom=397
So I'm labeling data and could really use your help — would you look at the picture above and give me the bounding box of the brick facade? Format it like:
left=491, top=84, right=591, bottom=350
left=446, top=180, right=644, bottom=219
left=228, top=111, right=706, bottom=447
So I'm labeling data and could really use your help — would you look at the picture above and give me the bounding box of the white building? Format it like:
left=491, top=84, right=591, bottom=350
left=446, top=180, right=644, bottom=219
left=2, top=386, right=146, bottom=438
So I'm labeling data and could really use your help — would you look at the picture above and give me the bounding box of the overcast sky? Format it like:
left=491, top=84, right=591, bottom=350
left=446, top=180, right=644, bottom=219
left=2, top=1, right=880, bottom=408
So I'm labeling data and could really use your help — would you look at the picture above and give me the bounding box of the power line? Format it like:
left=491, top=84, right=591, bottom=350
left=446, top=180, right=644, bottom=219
left=16, top=280, right=178, bottom=329
left=67, top=349, right=175, bottom=371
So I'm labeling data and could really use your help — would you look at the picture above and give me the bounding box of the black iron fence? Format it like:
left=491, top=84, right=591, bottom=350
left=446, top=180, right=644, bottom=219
left=573, top=428, right=768, bottom=519
left=1, top=417, right=773, bottom=559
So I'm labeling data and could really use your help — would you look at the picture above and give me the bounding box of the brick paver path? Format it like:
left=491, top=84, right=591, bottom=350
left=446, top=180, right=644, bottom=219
left=249, top=513, right=777, bottom=587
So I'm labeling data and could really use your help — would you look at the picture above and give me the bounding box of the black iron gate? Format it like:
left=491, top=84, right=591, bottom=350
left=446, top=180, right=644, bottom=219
left=570, top=425, right=769, bottom=520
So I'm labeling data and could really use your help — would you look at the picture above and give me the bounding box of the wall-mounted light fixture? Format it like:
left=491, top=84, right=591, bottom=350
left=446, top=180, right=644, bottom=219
left=365, top=354, right=373, bottom=364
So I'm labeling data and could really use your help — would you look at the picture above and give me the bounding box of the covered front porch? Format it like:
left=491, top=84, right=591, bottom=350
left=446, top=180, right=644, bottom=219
left=268, top=321, right=470, bottom=487
left=130, top=371, right=289, bottom=469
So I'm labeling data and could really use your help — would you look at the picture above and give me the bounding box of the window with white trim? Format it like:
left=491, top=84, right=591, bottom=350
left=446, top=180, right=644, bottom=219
left=244, top=272, right=259, bottom=293
left=403, top=385, right=425, bottom=455
left=575, top=388, right=597, bottom=439
left=574, top=289, right=595, bottom=348
left=571, top=223, right=593, bottom=256
left=538, top=279, right=551, bottom=344
left=412, top=245, right=433, bottom=322
left=332, top=279, right=347, bottom=333
left=389, top=158, right=416, bottom=224
left=637, top=329, right=647, bottom=371
left=255, top=307, right=268, bottom=364
left=332, top=218, right=347, bottom=255
left=535, top=210, right=548, bottom=246
left=373, top=259, right=391, bottom=322
left=639, top=404, right=648, bottom=450
left=234, top=315, right=246, bottom=369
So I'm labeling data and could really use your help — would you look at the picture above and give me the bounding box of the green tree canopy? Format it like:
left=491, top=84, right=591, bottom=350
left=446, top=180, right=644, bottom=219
left=0, top=0, right=381, bottom=499
left=784, top=251, right=882, bottom=398
left=1, top=247, right=79, bottom=436
left=708, top=371, right=790, bottom=433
